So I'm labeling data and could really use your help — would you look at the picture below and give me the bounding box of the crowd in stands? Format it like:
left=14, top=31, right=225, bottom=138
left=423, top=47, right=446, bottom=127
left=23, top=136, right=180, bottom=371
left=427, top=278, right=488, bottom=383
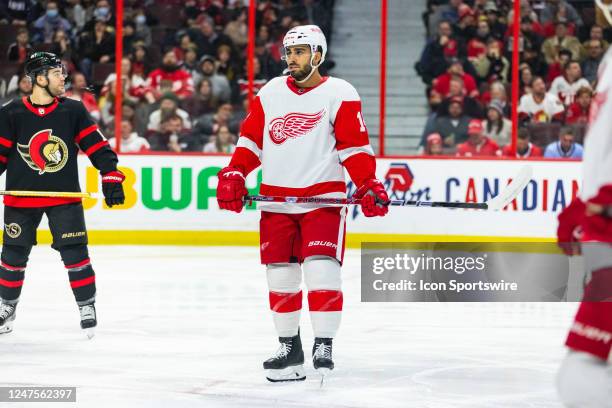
left=0, top=0, right=335, bottom=153
left=417, top=0, right=603, bottom=159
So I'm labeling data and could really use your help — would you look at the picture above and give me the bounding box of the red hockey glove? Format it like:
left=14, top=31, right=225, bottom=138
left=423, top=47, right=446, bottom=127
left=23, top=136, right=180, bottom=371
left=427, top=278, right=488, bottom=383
left=583, top=185, right=612, bottom=242
left=101, top=170, right=125, bottom=207
left=353, top=178, right=389, bottom=217
left=217, top=167, right=248, bottom=213
left=557, top=197, right=586, bottom=255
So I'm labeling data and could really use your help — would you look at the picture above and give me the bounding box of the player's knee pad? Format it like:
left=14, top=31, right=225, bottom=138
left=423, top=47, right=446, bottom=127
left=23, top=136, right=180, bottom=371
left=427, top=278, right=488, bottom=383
left=58, top=244, right=90, bottom=269
left=266, top=263, right=302, bottom=293
left=1, top=244, right=32, bottom=268
left=303, top=256, right=341, bottom=291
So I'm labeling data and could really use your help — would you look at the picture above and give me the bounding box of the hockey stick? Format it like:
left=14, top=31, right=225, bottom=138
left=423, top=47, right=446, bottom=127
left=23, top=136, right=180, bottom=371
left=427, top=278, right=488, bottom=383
left=245, top=165, right=533, bottom=211
left=0, top=190, right=92, bottom=198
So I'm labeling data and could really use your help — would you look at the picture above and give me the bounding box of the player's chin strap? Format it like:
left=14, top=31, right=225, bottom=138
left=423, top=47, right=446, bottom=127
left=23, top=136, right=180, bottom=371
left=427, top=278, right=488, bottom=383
left=294, top=52, right=324, bottom=84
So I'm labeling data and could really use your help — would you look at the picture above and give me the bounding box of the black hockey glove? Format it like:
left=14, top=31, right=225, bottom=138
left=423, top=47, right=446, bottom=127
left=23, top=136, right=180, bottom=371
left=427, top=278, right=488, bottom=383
left=101, top=171, right=125, bottom=207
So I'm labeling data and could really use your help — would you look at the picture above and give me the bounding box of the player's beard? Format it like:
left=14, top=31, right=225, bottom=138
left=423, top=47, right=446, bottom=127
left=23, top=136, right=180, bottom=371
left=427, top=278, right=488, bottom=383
left=290, top=63, right=313, bottom=82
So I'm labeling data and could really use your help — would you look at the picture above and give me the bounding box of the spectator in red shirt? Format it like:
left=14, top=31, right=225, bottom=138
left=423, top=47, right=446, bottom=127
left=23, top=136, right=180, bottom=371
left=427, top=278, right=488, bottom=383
left=431, top=58, right=479, bottom=101
left=502, top=128, right=543, bottom=158
left=423, top=133, right=444, bottom=155
left=145, top=49, right=195, bottom=101
left=565, top=86, right=592, bottom=125
left=456, top=119, right=500, bottom=157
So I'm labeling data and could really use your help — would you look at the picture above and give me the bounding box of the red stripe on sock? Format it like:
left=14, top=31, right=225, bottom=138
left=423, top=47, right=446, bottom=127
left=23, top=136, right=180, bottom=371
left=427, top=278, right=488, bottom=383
left=269, top=290, right=302, bottom=313
left=65, top=259, right=91, bottom=269
left=0, top=278, right=23, bottom=288
left=308, top=290, right=343, bottom=312
left=1, top=262, right=25, bottom=272
left=70, top=276, right=95, bottom=288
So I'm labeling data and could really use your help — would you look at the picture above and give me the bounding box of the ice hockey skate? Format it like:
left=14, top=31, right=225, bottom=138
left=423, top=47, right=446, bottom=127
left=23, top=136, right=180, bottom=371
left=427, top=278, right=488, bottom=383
left=79, top=303, right=97, bottom=339
left=263, top=331, right=306, bottom=382
left=0, top=302, right=16, bottom=334
left=313, top=337, right=334, bottom=385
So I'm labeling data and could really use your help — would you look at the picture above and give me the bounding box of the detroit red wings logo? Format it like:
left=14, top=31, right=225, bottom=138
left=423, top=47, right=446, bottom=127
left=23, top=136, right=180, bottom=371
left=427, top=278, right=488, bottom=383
left=17, top=129, right=69, bottom=174
left=269, top=109, right=325, bottom=145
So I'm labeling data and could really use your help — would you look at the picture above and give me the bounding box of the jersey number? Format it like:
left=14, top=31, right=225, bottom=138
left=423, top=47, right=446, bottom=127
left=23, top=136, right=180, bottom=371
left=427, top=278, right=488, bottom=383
left=357, top=111, right=366, bottom=132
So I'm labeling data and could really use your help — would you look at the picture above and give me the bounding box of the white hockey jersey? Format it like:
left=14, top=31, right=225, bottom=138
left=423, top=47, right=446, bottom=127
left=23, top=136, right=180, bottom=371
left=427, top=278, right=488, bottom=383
left=230, top=75, right=376, bottom=213
left=582, top=48, right=612, bottom=203
left=549, top=76, right=591, bottom=106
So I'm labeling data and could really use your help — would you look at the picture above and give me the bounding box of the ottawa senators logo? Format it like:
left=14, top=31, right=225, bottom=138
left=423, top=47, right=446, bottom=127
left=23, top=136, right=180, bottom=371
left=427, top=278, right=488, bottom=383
left=17, top=129, right=68, bottom=174
left=269, top=109, right=325, bottom=145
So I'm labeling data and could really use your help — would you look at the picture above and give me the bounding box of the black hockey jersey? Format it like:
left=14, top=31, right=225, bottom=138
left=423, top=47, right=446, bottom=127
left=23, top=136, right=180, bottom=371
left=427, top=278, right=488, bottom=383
left=0, top=97, right=118, bottom=207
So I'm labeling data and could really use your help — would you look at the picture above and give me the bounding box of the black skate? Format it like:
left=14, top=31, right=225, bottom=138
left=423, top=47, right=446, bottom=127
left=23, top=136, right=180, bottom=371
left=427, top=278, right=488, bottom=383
left=263, top=331, right=306, bottom=382
left=0, top=302, right=16, bottom=334
left=313, top=337, right=334, bottom=384
left=79, top=303, right=96, bottom=339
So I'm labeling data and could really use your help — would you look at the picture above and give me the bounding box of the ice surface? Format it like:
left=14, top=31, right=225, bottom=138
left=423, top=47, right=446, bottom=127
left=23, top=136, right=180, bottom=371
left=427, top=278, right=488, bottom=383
left=0, top=246, right=577, bottom=407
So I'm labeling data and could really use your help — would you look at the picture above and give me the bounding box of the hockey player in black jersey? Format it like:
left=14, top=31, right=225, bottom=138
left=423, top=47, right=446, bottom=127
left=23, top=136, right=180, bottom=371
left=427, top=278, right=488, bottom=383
left=0, top=52, right=125, bottom=338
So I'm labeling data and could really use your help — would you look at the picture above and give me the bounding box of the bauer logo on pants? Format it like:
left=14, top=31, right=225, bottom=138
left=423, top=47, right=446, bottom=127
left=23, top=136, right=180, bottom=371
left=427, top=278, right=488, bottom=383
left=5, top=223, right=21, bottom=238
left=17, top=129, right=69, bottom=175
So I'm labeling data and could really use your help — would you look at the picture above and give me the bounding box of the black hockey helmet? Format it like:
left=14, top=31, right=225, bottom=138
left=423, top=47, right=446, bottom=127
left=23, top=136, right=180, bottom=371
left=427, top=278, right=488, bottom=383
left=25, top=52, right=63, bottom=81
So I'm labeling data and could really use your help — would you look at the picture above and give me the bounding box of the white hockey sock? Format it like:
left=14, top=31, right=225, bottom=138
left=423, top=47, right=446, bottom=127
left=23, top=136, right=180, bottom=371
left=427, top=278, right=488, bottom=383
left=267, top=263, right=302, bottom=337
left=304, top=256, right=343, bottom=338
left=557, top=350, right=612, bottom=407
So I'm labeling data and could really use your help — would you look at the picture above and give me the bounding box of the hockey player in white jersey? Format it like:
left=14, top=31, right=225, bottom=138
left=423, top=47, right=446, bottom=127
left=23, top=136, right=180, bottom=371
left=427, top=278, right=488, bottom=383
left=216, top=25, right=389, bottom=382
left=556, top=2, right=612, bottom=404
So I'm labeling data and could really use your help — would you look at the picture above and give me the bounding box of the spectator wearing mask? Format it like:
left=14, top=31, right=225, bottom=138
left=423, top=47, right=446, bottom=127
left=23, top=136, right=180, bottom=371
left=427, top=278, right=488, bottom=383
left=543, top=126, right=583, bottom=158
left=192, top=55, right=231, bottom=103
left=549, top=60, right=591, bottom=107
left=501, top=128, right=543, bottom=158
left=7, top=28, right=32, bottom=62
left=518, top=77, right=565, bottom=124
left=542, top=21, right=581, bottom=66
left=32, top=1, right=72, bottom=44
left=109, top=119, right=150, bottom=153
left=64, top=72, right=101, bottom=122
left=423, top=133, right=444, bottom=155
left=581, top=39, right=605, bottom=84
left=148, top=115, right=201, bottom=153
left=83, top=0, right=114, bottom=32
left=145, top=49, right=195, bottom=101
left=482, top=100, right=511, bottom=146
left=147, top=93, right=192, bottom=133
left=203, top=125, right=236, bottom=154
left=565, top=87, right=592, bottom=125
left=456, top=119, right=500, bottom=157
left=430, top=96, right=472, bottom=146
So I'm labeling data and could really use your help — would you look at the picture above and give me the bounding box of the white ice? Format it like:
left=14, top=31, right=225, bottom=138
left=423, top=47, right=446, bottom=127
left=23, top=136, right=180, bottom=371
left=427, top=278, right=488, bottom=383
left=0, top=245, right=577, bottom=408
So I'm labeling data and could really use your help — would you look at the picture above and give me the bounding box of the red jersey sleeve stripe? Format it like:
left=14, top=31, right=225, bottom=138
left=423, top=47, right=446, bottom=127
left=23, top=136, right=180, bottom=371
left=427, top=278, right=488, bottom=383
left=0, top=137, right=13, bottom=148
left=76, top=124, right=99, bottom=143
left=84, top=140, right=109, bottom=156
